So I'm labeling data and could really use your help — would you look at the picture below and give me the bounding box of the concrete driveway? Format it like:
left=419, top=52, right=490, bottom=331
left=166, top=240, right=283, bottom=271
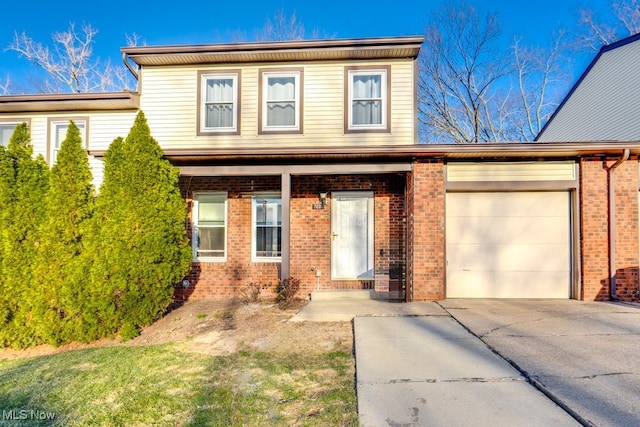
left=293, top=296, right=640, bottom=425
left=439, top=299, right=640, bottom=427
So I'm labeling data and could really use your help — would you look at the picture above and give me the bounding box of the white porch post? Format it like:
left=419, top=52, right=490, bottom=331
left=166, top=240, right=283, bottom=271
left=281, top=172, right=291, bottom=280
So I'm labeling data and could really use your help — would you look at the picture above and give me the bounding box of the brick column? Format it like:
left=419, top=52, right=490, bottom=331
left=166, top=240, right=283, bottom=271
left=580, top=157, right=639, bottom=301
left=408, top=160, right=445, bottom=301
left=612, top=159, right=639, bottom=301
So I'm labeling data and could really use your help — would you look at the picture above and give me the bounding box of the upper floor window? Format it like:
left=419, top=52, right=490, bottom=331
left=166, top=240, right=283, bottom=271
left=346, top=66, right=390, bottom=132
left=0, top=123, right=18, bottom=147
left=252, top=194, right=282, bottom=261
left=48, top=118, right=87, bottom=164
left=259, top=69, right=303, bottom=133
left=193, top=192, right=227, bottom=261
left=198, top=71, right=240, bottom=135
left=0, top=119, right=31, bottom=147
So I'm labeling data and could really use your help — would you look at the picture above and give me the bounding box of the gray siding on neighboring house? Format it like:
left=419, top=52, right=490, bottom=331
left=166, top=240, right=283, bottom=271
left=537, top=35, right=640, bottom=142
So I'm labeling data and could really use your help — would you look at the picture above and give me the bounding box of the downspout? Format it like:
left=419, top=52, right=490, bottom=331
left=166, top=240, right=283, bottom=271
left=122, top=53, right=140, bottom=89
left=607, top=148, right=630, bottom=300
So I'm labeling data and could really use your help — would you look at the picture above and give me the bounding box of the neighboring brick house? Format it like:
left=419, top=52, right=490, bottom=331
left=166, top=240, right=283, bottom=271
left=0, top=36, right=638, bottom=302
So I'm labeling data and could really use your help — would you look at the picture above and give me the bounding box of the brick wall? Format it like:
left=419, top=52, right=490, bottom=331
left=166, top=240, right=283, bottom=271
left=290, top=174, right=406, bottom=298
left=408, top=160, right=445, bottom=301
left=580, top=157, right=639, bottom=302
left=611, top=158, right=639, bottom=301
left=175, top=176, right=281, bottom=300
left=176, top=173, right=407, bottom=300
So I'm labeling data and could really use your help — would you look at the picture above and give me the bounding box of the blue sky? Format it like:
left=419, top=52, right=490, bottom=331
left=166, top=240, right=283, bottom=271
left=0, top=0, right=617, bottom=91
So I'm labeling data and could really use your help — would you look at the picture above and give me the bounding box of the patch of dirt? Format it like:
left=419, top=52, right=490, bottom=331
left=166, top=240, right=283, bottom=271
left=0, top=299, right=353, bottom=360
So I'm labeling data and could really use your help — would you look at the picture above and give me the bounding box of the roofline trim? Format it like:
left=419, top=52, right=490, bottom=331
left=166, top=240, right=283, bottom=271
left=88, top=142, right=640, bottom=160
left=120, top=36, right=424, bottom=58
left=0, top=91, right=138, bottom=103
left=0, top=91, right=140, bottom=113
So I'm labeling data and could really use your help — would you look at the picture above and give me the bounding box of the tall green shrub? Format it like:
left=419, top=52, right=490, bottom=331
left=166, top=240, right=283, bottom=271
left=84, top=111, right=191, bottom=340
left=30, top=121, right=94, bottom=345
left=0, top=123, right=49, bottom=348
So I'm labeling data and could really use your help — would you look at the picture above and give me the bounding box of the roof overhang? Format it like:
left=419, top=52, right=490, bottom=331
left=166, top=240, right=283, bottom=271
left=88, top=141, right=640, bottom=165
left=0, top=91, right=140, bottom=113
left=121, top=36, right=424, bottom=67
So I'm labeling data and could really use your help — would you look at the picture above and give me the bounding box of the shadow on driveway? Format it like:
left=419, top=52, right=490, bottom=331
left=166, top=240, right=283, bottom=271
left=440, top=299, right=640, bottom=427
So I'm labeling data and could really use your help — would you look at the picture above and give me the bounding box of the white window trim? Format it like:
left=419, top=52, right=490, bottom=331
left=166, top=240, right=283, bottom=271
left=200, top=73, right=239, bottom=133
left=193, top=192, right=228, bottom=262
left=261, top=71, right=301, bottom=132
left=49, top=119, right=87, bottom=165
left=251, top=192, right=282, bottom=262
left=347, top=69, right=388, bottom=131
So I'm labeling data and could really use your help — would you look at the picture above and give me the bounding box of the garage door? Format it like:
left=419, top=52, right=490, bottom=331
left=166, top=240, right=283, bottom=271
left=446, top=191, right=571, bottom=298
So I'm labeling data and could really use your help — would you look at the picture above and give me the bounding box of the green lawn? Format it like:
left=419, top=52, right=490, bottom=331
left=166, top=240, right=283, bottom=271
left=0, top=344, right=357, bottom=426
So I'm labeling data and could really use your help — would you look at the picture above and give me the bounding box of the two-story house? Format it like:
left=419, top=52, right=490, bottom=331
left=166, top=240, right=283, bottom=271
left=0, top=35, right=639, bottom=303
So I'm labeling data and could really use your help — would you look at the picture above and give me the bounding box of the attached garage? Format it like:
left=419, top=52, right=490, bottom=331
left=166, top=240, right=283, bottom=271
left=445, top=162, right=577, bottom=299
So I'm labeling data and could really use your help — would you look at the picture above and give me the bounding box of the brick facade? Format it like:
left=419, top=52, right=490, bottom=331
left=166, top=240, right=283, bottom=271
left=580, top=157, right=639, bottom=302
left=175, top=158, right=639, bottom=303
left=407, top=160, right=446, bottom=301
left=176, top=173, right=407, bottom=300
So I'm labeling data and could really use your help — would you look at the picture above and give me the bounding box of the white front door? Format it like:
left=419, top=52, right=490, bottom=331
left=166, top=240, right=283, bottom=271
left=331, top=191, right=374, bottom=280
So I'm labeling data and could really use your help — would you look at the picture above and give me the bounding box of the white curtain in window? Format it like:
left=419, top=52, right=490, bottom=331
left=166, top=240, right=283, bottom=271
left=352, top=75, right=382, bottom=125
left=206, top=79, right=234, bottom=128
left=267, top=77, right=295, bottom=126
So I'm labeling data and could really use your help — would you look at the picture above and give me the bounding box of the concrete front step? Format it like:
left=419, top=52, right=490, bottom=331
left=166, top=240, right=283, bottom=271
left=310, top=289, right=373, bottom=301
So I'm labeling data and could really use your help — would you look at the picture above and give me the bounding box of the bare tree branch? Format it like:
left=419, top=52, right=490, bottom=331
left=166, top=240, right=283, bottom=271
left=254, top=9, right=333, bottom=42
left=6, top=23, right=136, bottom=94
left=418, top=1, right=514, bottom=143
left=511, top=32, right=571, bottom=140
left=0, top=76, right=10, bottom=95
left=576, top=0, right=640, bottom=50
left=257, top=9, right=306, bottom=41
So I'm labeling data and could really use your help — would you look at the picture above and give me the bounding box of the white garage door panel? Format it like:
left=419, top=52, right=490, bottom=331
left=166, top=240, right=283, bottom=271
left=447, top=217, right=569, bottom=245
left=446, top=191, right=571, bottom=299
left=447, top=271, right=571, bottom=298
left=447, top=191, right=566, bottom=216
left=447, top=243, right=570, bottom=271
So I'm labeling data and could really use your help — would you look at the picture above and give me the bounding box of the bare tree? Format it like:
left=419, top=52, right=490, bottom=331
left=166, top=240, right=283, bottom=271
left=254, top=9, right=329, bottom=42
left=6, top=23, right=135, bottom=94
left=511, top=32, right=572, bottom=141
left=418, top=1, right=515, bottom=143
left=576, top=0, right=640, bottom=50
left=0, top=76, right=10, bottom=95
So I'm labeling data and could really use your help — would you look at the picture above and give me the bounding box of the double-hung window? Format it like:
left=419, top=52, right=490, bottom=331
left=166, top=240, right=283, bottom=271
left=0, top=121, right=24, bottom=147
left=193, top=192, right=227, bottom=261
left=252, top=194, right=282, bottom=261
left=48, top=118, right=87, bottom=164
left=346, top=67, right=390, bottom=132
left=259, top=69, right=302, bottom=133
left=198, top=71, right=240, bottom=134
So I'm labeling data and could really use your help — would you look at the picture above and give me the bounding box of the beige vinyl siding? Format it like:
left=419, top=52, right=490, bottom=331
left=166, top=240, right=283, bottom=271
left=84, top=112, right=137, bottom=150
left=0, top=111, right=136, bottom=189
left=138, top=59, right=416, bottom=149
left=447, top=161, right=577, bottom=182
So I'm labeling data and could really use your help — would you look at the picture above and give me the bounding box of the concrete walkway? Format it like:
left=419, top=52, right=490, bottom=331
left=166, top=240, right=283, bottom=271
left=291, top=296, right=640, bottom=426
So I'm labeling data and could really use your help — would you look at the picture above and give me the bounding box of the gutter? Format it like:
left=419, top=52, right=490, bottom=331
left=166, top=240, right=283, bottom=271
left=607, top=148, right=630, bottom=300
